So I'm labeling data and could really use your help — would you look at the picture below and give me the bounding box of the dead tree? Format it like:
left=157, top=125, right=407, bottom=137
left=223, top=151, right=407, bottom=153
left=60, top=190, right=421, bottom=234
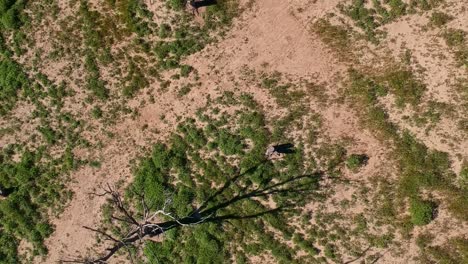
left=63, top=183, right=209, bottom=264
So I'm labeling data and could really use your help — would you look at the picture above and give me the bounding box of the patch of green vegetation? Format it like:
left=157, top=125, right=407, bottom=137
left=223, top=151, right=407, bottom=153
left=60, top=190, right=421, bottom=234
left=0, top=56, right=29, bottom=115
left=409, top=198, right=436, bottom=225
left=180, top=64, right=193, bottom=77
left=443, top=28, right=467, bottom=68
left=153, top=0, right=238, bottom=71
left=154, top=37, right=204, bottom=70
left=444, top=29, right=465, bottom=47
left=346, top=154, right=368, bottom=171
left=341, top=0, right=442, bottom=42
left=293, top=234, right=320, bottom=256
left=460, top=162, right=468, bottom=190
left=91, top=106, right=103, bottom=119
left=112, top=0, right=154, bottom=37
left=0, top=60, right=86, bottom=259
left=80, top=2, right=109, bottom=99
left=204, top=0, right=239, bottom=29
left=380, top=68, right=426, bottom=107
left=417, top=234, right=468, bottom=263
left=429, top=11, right=453, bottom=27
left=0, top=148, right=73, bottom=261
left=166, top=0, right=185, bottom=10
left=313, top=19, right=352, bottom=59
left=412, top=101, right=449, bottom=129
left=348, top=66, right=425, bottom=113
left=347, top=70, right=396, bottom=139
left=0, top=0, right=27, bottom=29
left=122, top=61, right=148, bottom=97
left=342, top=0, right=382, bottom=42
left=260, top=73, right=307, bottom=108
left=409, top=0, right=444, bottom=11
left=158, top=23, right=171, bottom=38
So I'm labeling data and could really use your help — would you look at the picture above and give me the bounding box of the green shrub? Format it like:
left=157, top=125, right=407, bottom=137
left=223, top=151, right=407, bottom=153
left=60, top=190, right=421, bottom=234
left=409, top=198, right=436, bottom=226
left=84, top=54, right=108, bottom=99
left=115, top=0, right=153, bottom=36
left=122, top=61, right=148, bottom=97
left=37, top=126, right=58, bottom=144
left=324, top=243, right=337, bottom=259
left=0, top=57, right=29, bottom=115
left=180, top=65, right=193, bottom=77
left=342, top=0, right=380, bottom=41
left=442, top=29, right=467, bottom=67
left=381, top=69, right=426, bottom=107
left=430, top=12, right=453, bottom=27
left=158, top=23, right=171, bottom=38
left=410, top=0, right=443, bottom=11
left=444, top=29, right=466, bottom=47
left=0, top=0, right=26, bottom=29
left=460, top=163, right=468, bottom=189
left=388, top=0, right=407, bottom=18
left=178, top=84, right=191, bottom=97
left=91, top=106, right=103, bottom=119
left=346, top=154, right=368, bottom=171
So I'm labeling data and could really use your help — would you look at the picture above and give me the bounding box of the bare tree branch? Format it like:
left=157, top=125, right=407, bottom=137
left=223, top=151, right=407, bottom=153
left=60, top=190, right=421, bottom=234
left=82, top=226, right=120, bottom=243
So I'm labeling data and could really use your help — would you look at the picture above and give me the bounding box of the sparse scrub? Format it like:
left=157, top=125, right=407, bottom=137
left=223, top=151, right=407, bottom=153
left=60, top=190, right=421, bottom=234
left=313, top=19, right=352, bottom=58
left=429, top=11, right=453, bottom=27
left=346, top=68, right=466, bottom=223
left=460, top=162, right=468, bottom=189
left=341, top=0, right=442, bottom=42
left=80, top=2, right=109, bottom=99
left=443, top=29, right=468, bottom=67
left=122, top=61, right=148, bottom=97
left=380, top=68, right=426, bottom=107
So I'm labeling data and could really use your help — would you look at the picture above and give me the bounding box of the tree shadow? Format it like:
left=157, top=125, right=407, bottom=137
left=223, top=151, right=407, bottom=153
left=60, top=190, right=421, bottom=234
left=273, top=143, right=295, bottom=154
left=0, top=186, right=16, bottom=198
left=152, top=163, right=323, bottom=232
left=190, top=0, right=217, bottom=9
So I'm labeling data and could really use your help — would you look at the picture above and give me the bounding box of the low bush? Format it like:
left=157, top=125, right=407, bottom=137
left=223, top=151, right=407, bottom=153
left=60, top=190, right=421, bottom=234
left=409, top=198, right=436, bottom=226
left=0, top=0, right=27, bottom=29
left=346, top=154, right=368, bottom=171
left=0, top=57, right=29, bottom=115
left=430, top=11, right=453, bottom=27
